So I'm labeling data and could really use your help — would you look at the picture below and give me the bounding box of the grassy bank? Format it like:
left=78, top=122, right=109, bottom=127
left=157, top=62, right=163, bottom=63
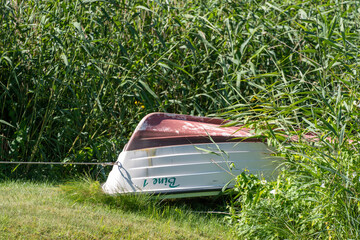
left=0, top=180, right=234, bottom=239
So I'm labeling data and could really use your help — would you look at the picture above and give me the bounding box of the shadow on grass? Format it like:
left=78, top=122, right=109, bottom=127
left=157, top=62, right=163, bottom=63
left=60, top=177, right=231, bottom=224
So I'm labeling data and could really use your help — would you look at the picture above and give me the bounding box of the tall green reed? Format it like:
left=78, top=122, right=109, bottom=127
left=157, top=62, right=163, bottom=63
left=217, top=0, right=360, bottom=238
left=0, top=0, right=243, bottom=179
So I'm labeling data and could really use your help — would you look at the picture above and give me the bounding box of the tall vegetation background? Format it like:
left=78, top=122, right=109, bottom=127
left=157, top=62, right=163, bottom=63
left=1, top=0, right=360, bottom=238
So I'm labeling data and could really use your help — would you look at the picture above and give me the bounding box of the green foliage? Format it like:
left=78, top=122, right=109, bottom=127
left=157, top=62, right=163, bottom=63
left=1, top=0, right=286, bottom=178
left=219, top=0, right=360, bottom=238
left=1, top=0, right=242, bottom=178
left=1, top=0, right=360, bottom=237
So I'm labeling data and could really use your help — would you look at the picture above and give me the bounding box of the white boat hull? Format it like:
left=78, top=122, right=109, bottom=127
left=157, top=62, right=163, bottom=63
left=102, top=142, right=279, bottom=196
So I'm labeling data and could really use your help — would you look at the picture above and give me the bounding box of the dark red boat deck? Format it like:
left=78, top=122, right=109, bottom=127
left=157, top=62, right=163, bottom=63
left=124, top=113, right=260, bottom=151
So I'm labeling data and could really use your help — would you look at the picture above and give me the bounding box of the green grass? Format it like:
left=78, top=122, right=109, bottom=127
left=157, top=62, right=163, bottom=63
left=0, top=180, right=234, bottom=239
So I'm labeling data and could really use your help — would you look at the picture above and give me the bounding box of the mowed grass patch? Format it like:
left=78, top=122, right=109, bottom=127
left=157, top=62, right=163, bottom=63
left=0, top=181, right=234, bottom=240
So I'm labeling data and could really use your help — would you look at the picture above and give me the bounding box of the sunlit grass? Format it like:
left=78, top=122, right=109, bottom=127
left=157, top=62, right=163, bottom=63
left=0, top=180, right=234, bottom=239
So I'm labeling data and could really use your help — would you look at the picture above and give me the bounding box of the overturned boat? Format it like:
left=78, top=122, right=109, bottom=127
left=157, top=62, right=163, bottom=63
left=103, top=113, right=280, bottom=198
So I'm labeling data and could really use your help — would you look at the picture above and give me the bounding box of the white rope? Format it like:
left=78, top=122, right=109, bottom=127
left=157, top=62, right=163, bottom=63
left=0, top=161, right=116, bottom=166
